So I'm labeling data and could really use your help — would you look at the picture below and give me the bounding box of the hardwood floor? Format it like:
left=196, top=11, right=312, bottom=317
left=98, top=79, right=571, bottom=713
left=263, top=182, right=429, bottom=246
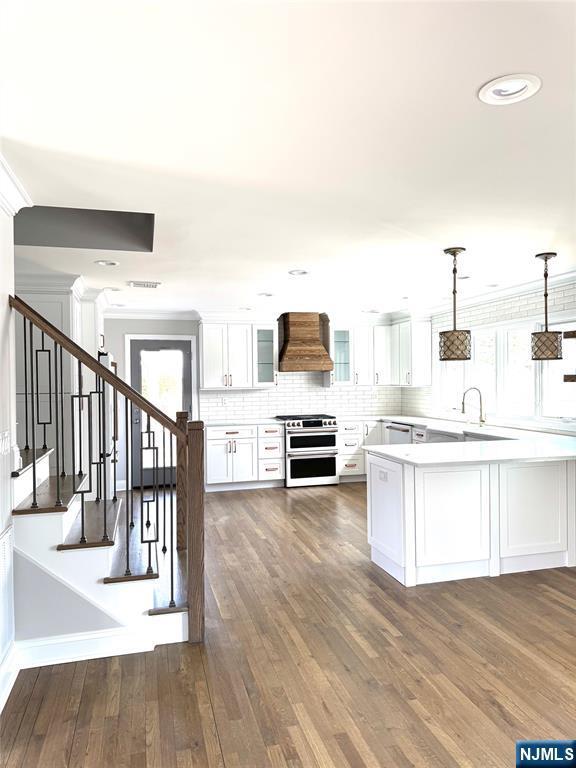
left=3, top=482, right=576, bottom=767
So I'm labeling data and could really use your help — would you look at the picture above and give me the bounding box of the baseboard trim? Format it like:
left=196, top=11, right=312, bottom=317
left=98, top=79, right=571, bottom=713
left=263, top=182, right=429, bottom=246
left=0, top=644, right=19, bottom=714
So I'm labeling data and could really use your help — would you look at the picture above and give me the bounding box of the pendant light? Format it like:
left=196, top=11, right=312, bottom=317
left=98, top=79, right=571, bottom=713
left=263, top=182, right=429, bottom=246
left=531, top=252, right=562, bottom=360
left=439, top=247, right=471, bottom=361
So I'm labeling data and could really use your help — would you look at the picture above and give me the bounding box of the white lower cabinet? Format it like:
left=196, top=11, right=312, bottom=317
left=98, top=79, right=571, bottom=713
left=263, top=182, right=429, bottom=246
left=363, top=421, right=382, bottom=445
left=499, top=461, right=568, bottom=559
left=206, top=439, right=233, bottom=484
left=206, top=424, right=284, bottom=485
left=258, top=460, right=285, bottom=481
left=415, top=464, right=490, bottom=566
left=367, top=453, right=576, bottom=587
left=338, top=453, right=365, bottom=475
left=231, top=438, right=258, bottom=482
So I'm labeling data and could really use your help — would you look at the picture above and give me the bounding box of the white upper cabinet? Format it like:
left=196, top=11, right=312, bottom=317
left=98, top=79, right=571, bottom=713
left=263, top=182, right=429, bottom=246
left=353, top=327, right=374, bottom=385
left=373, top=325, right=393, bottom=386
left=252, top=324, right=279, bottom=388
left=327, top=326, right=373, bottom=386
left=385, top=320, right=431, bottom=387
left=227, top=324, right=253, bottom=388
left=200, top=323, right=253, bottom=389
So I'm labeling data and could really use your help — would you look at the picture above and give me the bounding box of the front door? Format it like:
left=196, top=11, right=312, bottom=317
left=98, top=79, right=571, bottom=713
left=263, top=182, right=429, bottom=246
left=130, top=339, right=192, bottom=487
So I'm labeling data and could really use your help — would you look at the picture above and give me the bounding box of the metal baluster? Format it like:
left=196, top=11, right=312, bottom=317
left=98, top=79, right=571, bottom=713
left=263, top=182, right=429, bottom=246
left=70, top=380, right=85, bottom=543
left=102, top=376, right=108, bottom=542
left=95, top=374, right=101, bottom=503
left=169, top=433, right=175, bottom=607
left=29, top=321, right=38, bottom=508
left=77, top=361, right=83, bottom=477
left=129, top=402, right=134, bottom=528
left=23, top=317, right=29, bottom=450
left=162, top=428, right=167, bottom=554
left=53, top=341, right=62, bottom=507
left=59, top=346, right=66, bottom=477
left=112, top=368, right=118, bottom=503
left=124, top=396, right=131, bottom=576
left=35, top=332, right=52, bottom=450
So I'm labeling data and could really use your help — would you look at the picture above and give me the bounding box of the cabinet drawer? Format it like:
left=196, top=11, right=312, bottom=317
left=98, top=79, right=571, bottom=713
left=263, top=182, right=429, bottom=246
left=339, top=422, right=362, bottom=435
left=258, top=424, right=284, bottom=438
left=338, top=436, right=362, bottom=454
left=258, top=438, right=284, bottom=458
left=258, top=460, right=285, bottom=481
left=206, top=425, right=257, bottom=440
left=337, top=453, right=365, bottom=475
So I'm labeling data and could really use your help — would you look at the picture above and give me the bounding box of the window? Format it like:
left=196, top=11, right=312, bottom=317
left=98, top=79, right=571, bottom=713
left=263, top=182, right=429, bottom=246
left=540, top=322, right=576, bottom=418
left=436, top=324, right=536, bottom=419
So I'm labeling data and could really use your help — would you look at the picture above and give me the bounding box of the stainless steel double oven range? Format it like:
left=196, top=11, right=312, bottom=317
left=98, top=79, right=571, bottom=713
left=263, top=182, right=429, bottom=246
left=275, top=414, right=339, bottom=487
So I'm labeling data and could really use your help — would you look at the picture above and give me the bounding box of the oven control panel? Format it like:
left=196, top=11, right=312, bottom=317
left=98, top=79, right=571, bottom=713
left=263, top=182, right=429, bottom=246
left=286, top=419, right=338, bottom=429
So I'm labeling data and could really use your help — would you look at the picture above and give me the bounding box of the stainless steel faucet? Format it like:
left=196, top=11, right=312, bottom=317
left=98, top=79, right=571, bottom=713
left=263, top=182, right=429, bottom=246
left=462, top=387, right=485, bottom=425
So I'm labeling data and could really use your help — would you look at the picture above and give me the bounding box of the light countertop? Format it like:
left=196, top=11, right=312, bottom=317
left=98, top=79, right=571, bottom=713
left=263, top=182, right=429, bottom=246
left=365, top=433, right=576, bottom=466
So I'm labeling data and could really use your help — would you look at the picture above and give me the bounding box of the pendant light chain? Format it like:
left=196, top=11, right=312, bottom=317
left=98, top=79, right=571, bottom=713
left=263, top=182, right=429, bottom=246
left=531, top=252, right=562, bottom=361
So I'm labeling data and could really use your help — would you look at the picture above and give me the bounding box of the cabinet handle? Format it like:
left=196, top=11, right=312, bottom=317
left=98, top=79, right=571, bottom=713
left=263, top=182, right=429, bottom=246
left=225, top=431, right=239, bottom=435
left=345, top=427, right=355, bottom=431
left=406, top=372, right=411, bottom=384
left=355, top=373, right=358, bottom=384
left=265, top=446, right=276, bottom=451
left=228, top=440, right=232, bottom=453
left=345, top=463, right=357, bottom=468
left=274, top=373, right=278, bottom=386
left=375, top=372, right=379, bottom=384
left=365, top=425, right=368, bottom=437
left=233, top=440, right=237, bottom=453
left=344, top=442, right=356, bottom=447
left=264, top=429, right=276, bottom=434
left=224, top=374, right=228, bottom=387
left=265, top=467, right=278, bottom=472
left=229, top=374, right=233, bottom=387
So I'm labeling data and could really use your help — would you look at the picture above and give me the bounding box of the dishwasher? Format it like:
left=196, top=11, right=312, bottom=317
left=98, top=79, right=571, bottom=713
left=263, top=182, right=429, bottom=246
left=384, top=423, right=413, bottom=444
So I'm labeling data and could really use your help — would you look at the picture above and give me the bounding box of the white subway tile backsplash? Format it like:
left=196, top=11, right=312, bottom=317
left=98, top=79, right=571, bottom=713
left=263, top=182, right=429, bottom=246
left=199, top=372, right=402, bottom=421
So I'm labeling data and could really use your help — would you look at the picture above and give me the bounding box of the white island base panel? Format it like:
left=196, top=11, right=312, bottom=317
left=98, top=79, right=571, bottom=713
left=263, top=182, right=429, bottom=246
left=366, top=453, right=576, bottom=587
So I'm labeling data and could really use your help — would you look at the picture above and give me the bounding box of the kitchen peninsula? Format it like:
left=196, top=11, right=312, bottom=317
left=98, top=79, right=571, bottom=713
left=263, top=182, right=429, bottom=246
left=365, top=425, right=576, bottom=586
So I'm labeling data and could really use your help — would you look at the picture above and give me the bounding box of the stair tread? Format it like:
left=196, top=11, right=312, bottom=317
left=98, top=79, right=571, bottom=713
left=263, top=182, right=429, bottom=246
left=11, top=447, right=54, bottom=478
left=13, top=474, right=89, bottom=514
left=57, top=498, right=123, bottom=550
left=104, top=512, right=159, bottom=583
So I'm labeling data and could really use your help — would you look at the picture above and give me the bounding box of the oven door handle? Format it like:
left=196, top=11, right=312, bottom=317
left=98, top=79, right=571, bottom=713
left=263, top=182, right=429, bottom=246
left=286, top=428, right=338, bottom=435
left=287, top=451, right=338, bottom=459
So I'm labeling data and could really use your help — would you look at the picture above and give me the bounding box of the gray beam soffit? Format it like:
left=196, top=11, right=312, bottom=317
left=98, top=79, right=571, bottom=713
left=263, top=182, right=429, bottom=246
left=14, top=205, right=154, bottom=252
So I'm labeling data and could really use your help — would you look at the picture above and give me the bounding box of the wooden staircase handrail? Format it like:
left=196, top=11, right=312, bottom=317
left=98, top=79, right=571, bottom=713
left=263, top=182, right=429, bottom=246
left=10, top=295, right=186, bottom=440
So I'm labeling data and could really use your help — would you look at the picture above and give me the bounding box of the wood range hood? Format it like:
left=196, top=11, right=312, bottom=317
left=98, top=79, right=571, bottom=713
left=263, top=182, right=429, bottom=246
left=278, top=312, right=334, bottom=372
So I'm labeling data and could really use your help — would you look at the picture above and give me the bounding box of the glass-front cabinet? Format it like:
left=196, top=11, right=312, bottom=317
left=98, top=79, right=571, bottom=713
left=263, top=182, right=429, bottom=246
left=252, top=325, right=279, bottom=388
left=332, top=329, right=353, bottom=385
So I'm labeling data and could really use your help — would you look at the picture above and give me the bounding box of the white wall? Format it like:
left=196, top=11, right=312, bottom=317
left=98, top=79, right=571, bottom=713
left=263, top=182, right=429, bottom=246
left=0, top=207, right=16, bottom=674
left=401, top=278, right=576, bottom=417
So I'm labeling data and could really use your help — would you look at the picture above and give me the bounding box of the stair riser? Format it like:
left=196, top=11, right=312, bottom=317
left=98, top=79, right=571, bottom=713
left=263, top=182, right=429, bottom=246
left=12, top=454, right=51, bottom=508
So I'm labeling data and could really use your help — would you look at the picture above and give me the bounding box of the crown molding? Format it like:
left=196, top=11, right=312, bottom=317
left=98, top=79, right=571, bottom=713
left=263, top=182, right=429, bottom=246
left=0, top=153, right=33, bottom=217
left=104, top=307, right=200, bottom=321
left=15, top=272, right=83, bottom=296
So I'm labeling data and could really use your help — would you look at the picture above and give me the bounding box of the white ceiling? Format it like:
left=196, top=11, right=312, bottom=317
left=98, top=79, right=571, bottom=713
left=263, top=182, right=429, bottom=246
left=1, top=1, right=575, bottom=315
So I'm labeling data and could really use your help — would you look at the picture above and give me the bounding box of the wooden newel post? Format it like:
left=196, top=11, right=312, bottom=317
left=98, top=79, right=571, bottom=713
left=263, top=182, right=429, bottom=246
left=176, top=411, right=188, bottom=550
left=187, top=420, right=205, bottom=644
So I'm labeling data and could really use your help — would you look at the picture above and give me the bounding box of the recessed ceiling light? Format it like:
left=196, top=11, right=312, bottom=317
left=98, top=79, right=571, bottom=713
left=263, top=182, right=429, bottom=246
left=363, top=309, right=380, bottom=314
left=94, top=260, right=119, bottom=267
left=258, top=292, right=273, bottom=297
left=111, top=303, right=126, bottom=307
left=401, top=296, right=409, bottom=300
left=478, top=74, right=541, bottom=105
left=288, top=269, right=308, bottom=276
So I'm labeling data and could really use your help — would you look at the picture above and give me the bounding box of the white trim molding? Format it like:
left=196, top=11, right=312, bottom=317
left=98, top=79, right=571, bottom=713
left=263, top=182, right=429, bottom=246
left=0, top=153, right=32, bottom=217
left=15, top=272, right=84, bottom=296
left=0, top=644, right=19, bottom=714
